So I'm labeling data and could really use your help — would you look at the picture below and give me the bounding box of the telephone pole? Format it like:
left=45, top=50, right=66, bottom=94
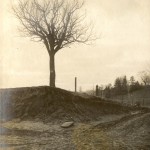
left=75, top=77, right=77, bottom=92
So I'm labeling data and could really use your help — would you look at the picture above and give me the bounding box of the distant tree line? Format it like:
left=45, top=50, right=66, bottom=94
left=85, top=70, right=150, bottom=98
left=104, top=76, right=143, bottom=98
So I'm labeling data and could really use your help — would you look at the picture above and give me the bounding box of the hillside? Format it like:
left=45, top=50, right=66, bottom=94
left=0, top=86, right=132, bottom=122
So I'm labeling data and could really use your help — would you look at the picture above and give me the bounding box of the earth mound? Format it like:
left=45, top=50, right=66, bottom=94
left=0, top=86, right=138, bottom=122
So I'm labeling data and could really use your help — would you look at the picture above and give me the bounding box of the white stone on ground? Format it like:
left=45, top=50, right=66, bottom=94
left=61, top=122, right=74, bottom=128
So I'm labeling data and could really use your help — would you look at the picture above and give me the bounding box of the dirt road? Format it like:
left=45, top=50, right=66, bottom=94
left=0, top=112, right=150, bottom=150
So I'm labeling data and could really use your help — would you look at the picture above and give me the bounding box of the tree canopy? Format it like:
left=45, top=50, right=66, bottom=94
left=12, top=0, right=94, bottom=56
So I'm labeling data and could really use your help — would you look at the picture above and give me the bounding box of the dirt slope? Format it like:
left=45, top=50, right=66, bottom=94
left=73, top=112, right=150, bottom=150
left=0, top=86, right=134, bottom=122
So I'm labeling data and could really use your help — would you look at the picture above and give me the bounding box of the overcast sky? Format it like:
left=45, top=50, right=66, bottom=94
left=0, top=0, right=150, bottom=91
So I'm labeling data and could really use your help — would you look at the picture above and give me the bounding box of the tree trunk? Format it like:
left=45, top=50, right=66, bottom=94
left=50, top=53, right=56, bottom=87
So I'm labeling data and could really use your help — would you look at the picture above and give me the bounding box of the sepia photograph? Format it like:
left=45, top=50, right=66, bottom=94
left=0, top=0, right=150, bottom=149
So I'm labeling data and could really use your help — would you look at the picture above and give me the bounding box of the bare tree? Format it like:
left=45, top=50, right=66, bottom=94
left=12, top=0, right=95, bottom=87
left=138, top=71, right=150, bottom=86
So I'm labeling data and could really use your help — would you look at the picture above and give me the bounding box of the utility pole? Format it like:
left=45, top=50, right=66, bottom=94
left=96, top=85, right=99, bottom=96
left=75, top=77, right=77, bottom=93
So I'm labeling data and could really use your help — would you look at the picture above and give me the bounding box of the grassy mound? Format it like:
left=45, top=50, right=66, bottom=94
left=0, top=86, right=132, bottom=122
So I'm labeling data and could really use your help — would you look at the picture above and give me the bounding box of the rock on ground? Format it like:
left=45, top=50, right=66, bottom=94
left=61, top=122, right=74, bottom=128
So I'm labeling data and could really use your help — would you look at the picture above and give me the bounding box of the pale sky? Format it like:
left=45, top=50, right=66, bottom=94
left=0, top=0, right=150, bottom=91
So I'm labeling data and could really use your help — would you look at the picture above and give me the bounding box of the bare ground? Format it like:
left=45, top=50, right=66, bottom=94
left=0, top=111, right=150, bottom=150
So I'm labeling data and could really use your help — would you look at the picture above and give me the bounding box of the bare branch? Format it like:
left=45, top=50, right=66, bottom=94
left=12, top=0, right=97, bottom=55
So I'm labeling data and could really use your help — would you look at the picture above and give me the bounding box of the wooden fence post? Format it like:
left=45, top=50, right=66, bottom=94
left=96, top=85, right=99, bottom=96
left=75, top=77, right=77, bottom=93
